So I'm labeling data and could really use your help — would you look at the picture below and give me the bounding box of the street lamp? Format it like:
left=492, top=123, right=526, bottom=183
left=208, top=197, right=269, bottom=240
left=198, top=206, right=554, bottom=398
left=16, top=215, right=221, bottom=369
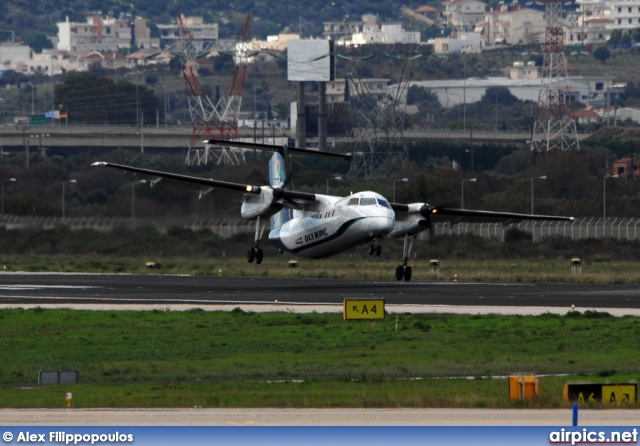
left=1, top=177, right=16, bottom=215
left=531, top=175, right=547, bottom=214
left=326, top=176, right=341, bottom=195
left=132, top=180, right=147, bottom=220
left=392, top=178, right=409, bottom=202
left=461, top=178, right=476, bottom=209
left=463, top=57, right=466, bottom=133
left=603, top=174, right=619, bottom=235
left=62, top=179, right=76, bottom=218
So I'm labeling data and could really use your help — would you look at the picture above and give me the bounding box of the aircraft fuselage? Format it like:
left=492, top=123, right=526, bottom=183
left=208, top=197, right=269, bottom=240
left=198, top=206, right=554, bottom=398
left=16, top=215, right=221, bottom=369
left=269, top=191, right=395, bottom=259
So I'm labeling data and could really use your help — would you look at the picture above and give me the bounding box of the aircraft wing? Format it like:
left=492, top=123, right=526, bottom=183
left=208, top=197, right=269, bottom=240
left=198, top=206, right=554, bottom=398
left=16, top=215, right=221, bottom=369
left=428, top=207, right=575, bottom=225
left=91, top=162, right=317, bottom=203
left=428, top=207, right=575, bottom=224
left=390, top=202, right=574, bottom=237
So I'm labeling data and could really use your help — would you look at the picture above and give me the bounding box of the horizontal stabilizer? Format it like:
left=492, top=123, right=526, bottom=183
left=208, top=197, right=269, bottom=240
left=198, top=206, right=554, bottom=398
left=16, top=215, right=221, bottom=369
left=204, top=139, right=353, bottom=161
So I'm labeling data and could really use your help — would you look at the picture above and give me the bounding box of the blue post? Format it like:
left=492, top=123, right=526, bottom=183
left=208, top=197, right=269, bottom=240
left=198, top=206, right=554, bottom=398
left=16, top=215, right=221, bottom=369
left=572, top=403, right=579, bottom=426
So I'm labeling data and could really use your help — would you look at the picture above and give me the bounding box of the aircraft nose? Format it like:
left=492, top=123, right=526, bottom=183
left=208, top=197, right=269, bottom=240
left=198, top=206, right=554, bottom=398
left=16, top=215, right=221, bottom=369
left=365, top=214, right=395, bottom=236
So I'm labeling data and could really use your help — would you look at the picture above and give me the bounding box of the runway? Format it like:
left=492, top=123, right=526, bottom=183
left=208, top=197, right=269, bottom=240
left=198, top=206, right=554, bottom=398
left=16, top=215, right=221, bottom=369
left=1, top=273, right=640, bottom=316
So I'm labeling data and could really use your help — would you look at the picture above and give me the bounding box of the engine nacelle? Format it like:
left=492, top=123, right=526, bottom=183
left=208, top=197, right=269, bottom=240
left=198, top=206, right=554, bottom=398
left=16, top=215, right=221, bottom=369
left=241, top=187, right=283, bottom=220
left=389, top=203, right=431, bottom=238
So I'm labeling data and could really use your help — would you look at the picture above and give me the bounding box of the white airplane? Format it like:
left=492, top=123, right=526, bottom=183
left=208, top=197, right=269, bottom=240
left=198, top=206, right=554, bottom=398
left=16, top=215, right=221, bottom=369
left=92, top=139, right=574, bottom=281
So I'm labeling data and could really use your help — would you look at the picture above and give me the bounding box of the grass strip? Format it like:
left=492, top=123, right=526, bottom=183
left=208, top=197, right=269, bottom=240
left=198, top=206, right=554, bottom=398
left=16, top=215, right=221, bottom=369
left=1, top=308, right=638, bottom=408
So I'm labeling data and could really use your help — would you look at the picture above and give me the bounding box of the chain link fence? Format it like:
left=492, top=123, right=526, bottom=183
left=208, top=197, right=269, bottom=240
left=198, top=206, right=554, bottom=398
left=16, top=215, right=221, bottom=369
left=2, top=215, right=640, bottom=242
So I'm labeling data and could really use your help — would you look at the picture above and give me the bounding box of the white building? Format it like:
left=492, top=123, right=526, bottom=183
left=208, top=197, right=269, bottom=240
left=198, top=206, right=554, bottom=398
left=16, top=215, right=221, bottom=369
left=564, top=0, right=640, bottom=46
left=326, top=14, right=421, bottom=46
left=431, top=32, right=484, bottom=54
left=443, top=0, right=488, bottom=33
left=565, top=17, right=613, bottom=47
left=0, top=44, right=32, bottom=71
left=252, top=34, right=300, bottom=52
left=406, top=75, right=613, bottom=109
left=605, top=0, right=640, bottom=32
left=57, top=15, right=141, bottom=52
left=480, top=4, right=545, bottom=47
left=326, top=78, right=391, bottom=104
left=157, top=16, right=218, bottom=52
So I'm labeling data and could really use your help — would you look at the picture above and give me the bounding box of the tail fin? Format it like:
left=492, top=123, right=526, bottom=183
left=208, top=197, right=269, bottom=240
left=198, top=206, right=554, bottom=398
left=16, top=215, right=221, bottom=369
left=269, top=152, right=292, bottom=229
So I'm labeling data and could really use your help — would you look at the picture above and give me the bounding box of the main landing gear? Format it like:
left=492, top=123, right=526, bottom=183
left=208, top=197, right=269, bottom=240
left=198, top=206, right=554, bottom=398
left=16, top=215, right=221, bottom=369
left=368, top=239, right=382, bottom=256
left=395, top=234, right=417, bottom=281
left=247, top=216, right=266, bottom=264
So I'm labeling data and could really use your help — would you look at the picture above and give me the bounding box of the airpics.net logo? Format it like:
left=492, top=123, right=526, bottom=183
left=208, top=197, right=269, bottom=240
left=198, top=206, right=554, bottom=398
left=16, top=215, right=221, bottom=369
left=549, top=428, right=638, bottom=445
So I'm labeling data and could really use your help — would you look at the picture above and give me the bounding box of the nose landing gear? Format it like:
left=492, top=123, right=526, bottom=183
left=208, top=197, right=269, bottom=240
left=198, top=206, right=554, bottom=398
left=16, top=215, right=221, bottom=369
left=395, top=234, right=417, bottom=281
left=247, top=216, right=266, bottom=264
left=368, top=240, right=382, bottom=256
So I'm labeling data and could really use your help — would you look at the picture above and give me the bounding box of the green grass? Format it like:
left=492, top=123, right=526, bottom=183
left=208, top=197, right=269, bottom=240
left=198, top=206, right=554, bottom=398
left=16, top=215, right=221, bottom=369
left=3, top=256, right=640, bottom=283
left=2, top=377, right=624, bottom=409
left=1, top=308, right=639, bottom=408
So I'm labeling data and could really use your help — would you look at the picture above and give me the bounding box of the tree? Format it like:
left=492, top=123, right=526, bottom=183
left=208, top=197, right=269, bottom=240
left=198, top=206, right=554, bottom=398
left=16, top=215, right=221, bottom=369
left=593, top=46, right=610, bottom=63
left=481, top=86, right=519, bottom=105
left=54, top=72, right=163, bottom=125
left=22, top=32, right=53, bottom=53
left=609, top=30, right=623, bottom=45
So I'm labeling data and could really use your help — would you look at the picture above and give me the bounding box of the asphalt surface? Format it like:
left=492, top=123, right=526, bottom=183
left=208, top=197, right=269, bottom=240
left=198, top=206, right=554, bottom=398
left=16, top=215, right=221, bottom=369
left=1, top=273, right=640, bottom=316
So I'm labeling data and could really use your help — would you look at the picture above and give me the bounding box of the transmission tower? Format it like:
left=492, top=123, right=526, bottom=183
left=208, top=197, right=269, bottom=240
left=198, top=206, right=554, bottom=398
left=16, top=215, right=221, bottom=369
left=341, top=29, right=421, bottom=179
left=174, top=13, right=252, bottom=165
left=530, top=0, right=579, bottom=157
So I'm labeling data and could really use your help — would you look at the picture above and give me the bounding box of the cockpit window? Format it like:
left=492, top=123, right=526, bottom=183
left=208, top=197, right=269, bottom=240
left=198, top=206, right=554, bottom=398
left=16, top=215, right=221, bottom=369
left=347, top=198, right=359, bottom=206
left=377, top=198, right=391, bottom=209
left=359, top=197, right=377, bottom=206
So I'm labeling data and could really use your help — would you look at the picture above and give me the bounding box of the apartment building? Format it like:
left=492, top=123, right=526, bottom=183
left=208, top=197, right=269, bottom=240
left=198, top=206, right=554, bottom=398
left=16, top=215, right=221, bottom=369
left=480, top=4, right=545, bottom=46
left=606, top=0, right=640, bottom=31
left=57, top=15, right=158, bottom=52
left=443, top=0, right=487, bottom=33
left=326, top=78, right=391, bottom=104
left=156, top=16, right=218, bottom=52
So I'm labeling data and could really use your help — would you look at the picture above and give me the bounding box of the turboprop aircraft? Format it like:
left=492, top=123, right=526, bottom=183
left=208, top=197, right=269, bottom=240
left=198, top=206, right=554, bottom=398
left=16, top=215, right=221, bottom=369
left=92, top=139, right=574, bottom=281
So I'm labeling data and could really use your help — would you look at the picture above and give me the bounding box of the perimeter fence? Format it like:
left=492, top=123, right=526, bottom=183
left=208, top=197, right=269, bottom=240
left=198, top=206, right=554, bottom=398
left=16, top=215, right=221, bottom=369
left=2, top=215, right=640, bottom=242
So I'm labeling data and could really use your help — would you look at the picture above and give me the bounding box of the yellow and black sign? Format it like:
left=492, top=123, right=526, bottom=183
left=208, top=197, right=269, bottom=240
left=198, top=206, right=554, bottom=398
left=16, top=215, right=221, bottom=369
left=343, top=299, right=385, bottom=320
left=563, top=383, right=637, bottom=406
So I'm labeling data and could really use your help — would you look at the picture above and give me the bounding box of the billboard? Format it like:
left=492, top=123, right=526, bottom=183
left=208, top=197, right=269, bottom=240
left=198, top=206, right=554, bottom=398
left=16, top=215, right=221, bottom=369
left=287, top=39, right=335, bottom=82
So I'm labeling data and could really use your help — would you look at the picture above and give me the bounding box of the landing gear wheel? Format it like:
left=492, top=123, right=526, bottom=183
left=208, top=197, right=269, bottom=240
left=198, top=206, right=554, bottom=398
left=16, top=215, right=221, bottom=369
left=255, top=248, right=264, bottom=264
left=403, top=266, right=412, bottom=282
left=395, top=265, right=404, bottom=281
left=247, top=248, right=255, bottom=263
left=375, top=245, right=382, bottom=256
left=369, top=245, right=375, bottom=256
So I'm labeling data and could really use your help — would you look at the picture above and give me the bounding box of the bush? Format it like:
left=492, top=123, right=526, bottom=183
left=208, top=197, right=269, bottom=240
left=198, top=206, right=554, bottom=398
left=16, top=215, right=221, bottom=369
left=505, top=227, right=533, bottom=243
